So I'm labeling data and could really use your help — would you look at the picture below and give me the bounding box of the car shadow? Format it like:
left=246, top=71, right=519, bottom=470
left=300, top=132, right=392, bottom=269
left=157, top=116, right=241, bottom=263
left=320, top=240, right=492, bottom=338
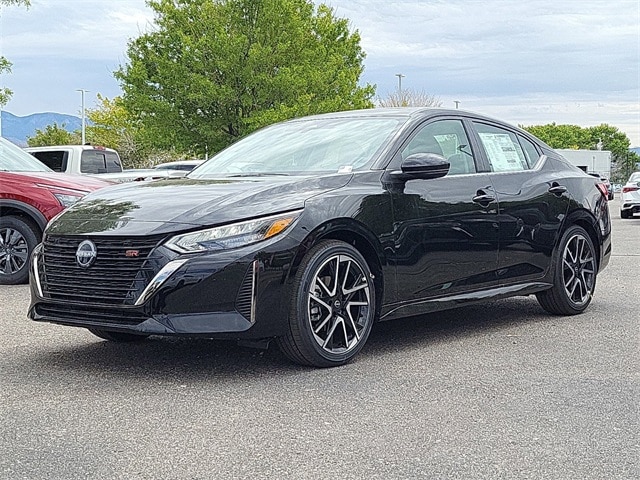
left=28, top=297, right=555, bottom=381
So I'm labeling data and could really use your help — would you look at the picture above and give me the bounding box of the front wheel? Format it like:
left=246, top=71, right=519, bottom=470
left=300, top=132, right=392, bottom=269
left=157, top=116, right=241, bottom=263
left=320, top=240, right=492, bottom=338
left=536, top=225, right=597, bottom=315
left=88, top=328, right=150, bottom=343
left=620, top=210, right=630, bottom=219
left=277, top=240, right=376, bottom=367
left=0, top=216, right=40, bottom=285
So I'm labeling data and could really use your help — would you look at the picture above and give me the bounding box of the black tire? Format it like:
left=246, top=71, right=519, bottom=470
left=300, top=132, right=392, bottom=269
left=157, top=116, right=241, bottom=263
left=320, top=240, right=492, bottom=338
left=88, top=328, right=150, bottom=343
left=0, top=216, right=40, bottom=285
left=277, top=240, right=376, bottom=368
left=536, top=225, right=597, bottom=315
left=620, top=210, right=630, bottom=219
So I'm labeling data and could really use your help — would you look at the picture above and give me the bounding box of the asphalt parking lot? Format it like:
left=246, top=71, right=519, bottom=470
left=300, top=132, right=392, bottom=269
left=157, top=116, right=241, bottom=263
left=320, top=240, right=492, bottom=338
left=1, top=199, right=638, bottom=479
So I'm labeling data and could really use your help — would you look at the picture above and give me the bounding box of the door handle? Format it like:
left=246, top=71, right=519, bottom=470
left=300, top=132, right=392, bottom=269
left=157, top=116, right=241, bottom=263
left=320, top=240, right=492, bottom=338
left=472, top=193, right=495, bottom=205
left=548, top=184, right=567, bottom=195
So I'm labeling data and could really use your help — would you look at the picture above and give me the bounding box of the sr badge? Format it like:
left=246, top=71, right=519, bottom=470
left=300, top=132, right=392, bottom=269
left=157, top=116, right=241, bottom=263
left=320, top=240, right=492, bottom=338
left=76, top=240, right=97, bottom=268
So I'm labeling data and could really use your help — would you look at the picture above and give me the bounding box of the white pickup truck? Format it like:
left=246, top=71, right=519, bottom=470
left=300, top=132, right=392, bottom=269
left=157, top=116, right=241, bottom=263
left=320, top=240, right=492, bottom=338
left=24, top=145, right=168, bottom=183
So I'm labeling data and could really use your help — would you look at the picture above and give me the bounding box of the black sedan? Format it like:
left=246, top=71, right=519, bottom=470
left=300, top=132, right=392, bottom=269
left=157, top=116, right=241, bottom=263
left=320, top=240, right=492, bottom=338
left=29, top=108, right=612, bottom=367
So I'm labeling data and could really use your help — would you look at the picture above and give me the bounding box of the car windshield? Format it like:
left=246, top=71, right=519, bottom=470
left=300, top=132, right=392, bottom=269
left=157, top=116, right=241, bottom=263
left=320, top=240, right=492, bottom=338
left=628, top=172, right=640, bottom=183
left=0, top=137, right=53, bottom=172
left=189, top=116, right=404, bottom=178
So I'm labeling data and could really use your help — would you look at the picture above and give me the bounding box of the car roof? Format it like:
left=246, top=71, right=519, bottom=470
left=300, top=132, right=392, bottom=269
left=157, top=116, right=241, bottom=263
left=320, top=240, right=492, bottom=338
left=24, top=145, right=118, bottom=152
left=285, top=107, right=504, bottom=123
left=284, top=107, right=545, bottom=145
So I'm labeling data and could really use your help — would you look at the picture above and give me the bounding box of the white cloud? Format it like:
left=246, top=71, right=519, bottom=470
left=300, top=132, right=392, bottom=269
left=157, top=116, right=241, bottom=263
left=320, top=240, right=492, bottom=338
left=2, top=0, right=154, bottom=60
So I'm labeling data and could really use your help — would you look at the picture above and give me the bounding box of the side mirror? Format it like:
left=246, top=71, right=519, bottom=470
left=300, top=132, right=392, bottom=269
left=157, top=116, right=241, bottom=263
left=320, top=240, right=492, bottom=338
left=394, top=153, right=450, bottom=180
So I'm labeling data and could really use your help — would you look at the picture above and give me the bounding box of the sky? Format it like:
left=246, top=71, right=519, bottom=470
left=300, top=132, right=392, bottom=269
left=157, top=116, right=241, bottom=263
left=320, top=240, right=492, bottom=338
left=1, top=0, right=639, bottom=146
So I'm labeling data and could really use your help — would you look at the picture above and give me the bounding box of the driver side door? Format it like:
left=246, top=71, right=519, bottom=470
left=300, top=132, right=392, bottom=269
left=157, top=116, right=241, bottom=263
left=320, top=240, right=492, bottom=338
left=387, top=118, right=500, bottom=316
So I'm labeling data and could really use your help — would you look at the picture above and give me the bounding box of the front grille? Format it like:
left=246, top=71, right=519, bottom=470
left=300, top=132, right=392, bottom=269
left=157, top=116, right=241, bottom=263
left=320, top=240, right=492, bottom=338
left=35, top=303, right=148, bottom=326
left=40, top=235, right=167, bottom=306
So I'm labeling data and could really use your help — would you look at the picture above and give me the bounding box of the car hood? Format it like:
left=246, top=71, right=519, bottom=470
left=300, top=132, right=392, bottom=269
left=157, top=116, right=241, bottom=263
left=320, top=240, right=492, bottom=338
left=46, top=174, right=352, bottom=236
left=2, top=171, right=112, bottom=192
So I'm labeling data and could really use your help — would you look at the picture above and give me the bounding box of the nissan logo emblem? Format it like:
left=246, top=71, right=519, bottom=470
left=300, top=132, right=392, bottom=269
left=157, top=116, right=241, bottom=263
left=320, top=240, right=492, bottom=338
left=76, top=240, right=97, bottom=268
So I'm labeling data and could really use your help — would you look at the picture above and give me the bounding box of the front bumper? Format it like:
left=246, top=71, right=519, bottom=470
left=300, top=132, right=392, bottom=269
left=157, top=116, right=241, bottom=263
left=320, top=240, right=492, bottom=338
left=620, top=200, right=640, bottom=213
left=29, top=235, right=299, bottom=339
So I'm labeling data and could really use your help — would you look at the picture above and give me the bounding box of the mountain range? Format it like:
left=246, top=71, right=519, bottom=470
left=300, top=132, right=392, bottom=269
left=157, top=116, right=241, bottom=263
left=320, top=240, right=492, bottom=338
left=1, top=111, right=82, bottom=147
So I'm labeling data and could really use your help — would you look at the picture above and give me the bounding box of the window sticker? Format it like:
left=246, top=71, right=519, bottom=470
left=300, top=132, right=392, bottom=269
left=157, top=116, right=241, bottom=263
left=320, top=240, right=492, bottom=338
left=479, top=133, right=525, bottom=171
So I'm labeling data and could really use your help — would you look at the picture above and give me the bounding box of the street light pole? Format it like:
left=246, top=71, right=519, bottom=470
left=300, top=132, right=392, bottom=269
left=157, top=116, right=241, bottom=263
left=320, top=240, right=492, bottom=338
left=76, top=89, right=89, bottom=144
left=395, top=73, right=405, bottom=93
left=454, top=100, right=460, bottom=109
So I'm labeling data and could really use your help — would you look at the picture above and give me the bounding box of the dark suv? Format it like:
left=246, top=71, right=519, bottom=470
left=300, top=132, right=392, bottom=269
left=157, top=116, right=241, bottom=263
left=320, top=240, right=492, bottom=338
left=0, top=138, right=111, bottom=284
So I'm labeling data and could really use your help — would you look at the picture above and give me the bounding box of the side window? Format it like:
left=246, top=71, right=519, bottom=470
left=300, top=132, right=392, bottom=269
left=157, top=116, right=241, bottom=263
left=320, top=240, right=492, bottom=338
left=104, top=152, right=122, bottom=173
left=81, top=151, right=107, bottom=174
left=474, top=122, right=529, bottom=172
left=518, top=135, right=541, bottom=168
left=401, top=119, right=476, bottom=175
left=32, top=151, right=67, bottom=172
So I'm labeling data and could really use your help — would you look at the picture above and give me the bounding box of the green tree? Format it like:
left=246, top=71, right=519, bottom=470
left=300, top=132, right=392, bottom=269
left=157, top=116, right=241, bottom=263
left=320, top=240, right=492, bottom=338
left=85, top=94, right=145, bottom=167
left=523, top=122, right=631, bottom=159
left=0, top=57, right=13, bottom=109
left=85, top=95, right=128, bottom=150
left=522, top=123, right=590, bottom=150
left=523, top=122, right=637, bottom=183
left=116, top=0, right=375, bottom=155
left=26, top=122, right=80, bottom=146
left=85, top=94, right=188, bottom=168
left=584, top=124, right=631, bottom=161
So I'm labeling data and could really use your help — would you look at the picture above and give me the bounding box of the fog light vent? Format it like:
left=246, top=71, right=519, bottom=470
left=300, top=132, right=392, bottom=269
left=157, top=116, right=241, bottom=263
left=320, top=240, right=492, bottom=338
left=235, top=260, right=258, bottom=322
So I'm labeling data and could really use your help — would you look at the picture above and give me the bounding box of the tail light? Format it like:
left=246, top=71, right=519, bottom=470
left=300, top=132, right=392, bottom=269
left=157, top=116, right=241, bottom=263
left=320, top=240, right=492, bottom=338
left=595, top=183, right=609, bottom=198
left=622, top=186, right=639, bottom=193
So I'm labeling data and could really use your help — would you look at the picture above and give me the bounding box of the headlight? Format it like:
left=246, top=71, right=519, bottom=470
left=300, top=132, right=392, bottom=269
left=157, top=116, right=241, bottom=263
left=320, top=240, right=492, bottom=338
left=53, top=193, right=83, bottom=208
left=165, top=210, right=301, bottom=253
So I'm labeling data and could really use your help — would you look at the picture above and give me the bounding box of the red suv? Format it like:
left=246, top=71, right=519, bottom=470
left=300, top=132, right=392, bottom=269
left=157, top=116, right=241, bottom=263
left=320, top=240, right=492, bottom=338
left=1, top=137, right=111, bottom=284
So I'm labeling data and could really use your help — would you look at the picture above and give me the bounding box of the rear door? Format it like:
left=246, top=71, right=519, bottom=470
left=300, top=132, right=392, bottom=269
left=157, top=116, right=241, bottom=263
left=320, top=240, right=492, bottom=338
left=470, top=121, right=571, bottom=284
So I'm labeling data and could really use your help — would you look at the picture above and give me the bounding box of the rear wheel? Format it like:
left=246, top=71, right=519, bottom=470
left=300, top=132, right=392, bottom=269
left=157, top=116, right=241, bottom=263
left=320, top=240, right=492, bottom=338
left=620, top=210, right=630, bottom=219
left=536, top=225, right=596, bottom=315
left=277, top=240, right=376, bottom=367
left=88, top=328, right=150, bottom=342
left=0, top=216, right=40, bottom=285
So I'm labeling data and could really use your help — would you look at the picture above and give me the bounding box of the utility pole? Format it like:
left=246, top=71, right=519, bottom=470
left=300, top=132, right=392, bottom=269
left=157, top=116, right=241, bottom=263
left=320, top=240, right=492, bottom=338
left=76, top=89, right=89, bottom=144
left=395, top=73, right=405, bottom=93
left=454, top=100, right=460, bottom=109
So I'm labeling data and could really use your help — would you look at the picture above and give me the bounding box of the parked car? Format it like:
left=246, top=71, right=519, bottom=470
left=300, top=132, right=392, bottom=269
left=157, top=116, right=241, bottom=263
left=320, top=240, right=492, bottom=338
left=28, top=108, right=611, bottom=367
left=153, top=159, right=205, bottom=174
left=588, top=173, right=613, bottom=200
left=620, top=172, right=640, bottom=219
left=1, top=137, right=112, bottom=284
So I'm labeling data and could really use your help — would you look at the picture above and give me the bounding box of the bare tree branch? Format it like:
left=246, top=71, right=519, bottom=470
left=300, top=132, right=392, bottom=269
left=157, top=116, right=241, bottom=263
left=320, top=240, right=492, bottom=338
left=377, top=88, right=442, bottom=108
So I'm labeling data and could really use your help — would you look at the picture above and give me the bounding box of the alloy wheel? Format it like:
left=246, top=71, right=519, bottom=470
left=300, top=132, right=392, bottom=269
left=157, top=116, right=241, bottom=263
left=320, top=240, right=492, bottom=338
left=561, top=233, right=595, bottom=306
left=0, top=227, right=29, bottom=276
left=307, top=253, right=372, bottom=354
